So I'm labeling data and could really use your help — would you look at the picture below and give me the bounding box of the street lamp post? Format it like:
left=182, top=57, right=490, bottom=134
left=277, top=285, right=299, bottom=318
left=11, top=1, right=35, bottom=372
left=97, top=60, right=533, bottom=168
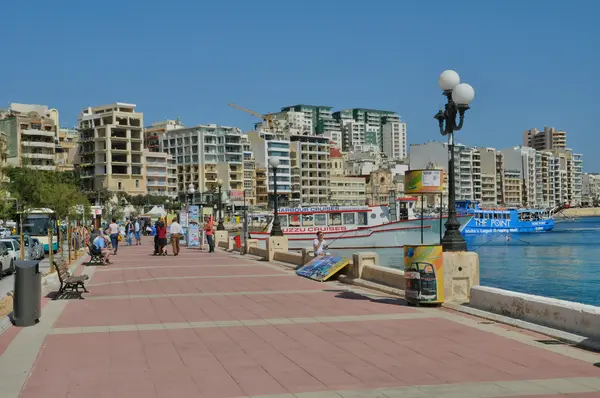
left=187, top=183, right=195, bottom=206
left=216, top=179, right=225, bottom=231
left=434, top=70, right=475, bottom=252
left=187, top=184, right=195, bottom=246
left=269, top=157, right=284, bottom=236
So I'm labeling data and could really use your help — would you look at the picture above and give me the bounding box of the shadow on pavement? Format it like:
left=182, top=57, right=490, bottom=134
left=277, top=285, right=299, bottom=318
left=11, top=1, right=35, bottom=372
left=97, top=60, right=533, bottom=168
left=333, top=290, right=407, bottom=306
left=46, top=291, right=86, bottom=301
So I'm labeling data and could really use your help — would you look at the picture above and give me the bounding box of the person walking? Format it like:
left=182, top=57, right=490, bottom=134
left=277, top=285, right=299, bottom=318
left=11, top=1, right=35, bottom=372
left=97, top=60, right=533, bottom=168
left=204, top=216, right=215, bottom=253
left=106, top=218, right=120, bottom=255
left=124, top=219, right=133, bottom=246
left=169, top=217, right=183, bottom=256
left=155, top=217, right=168, bottom=256
left=134, top=218, right=141, bottom=245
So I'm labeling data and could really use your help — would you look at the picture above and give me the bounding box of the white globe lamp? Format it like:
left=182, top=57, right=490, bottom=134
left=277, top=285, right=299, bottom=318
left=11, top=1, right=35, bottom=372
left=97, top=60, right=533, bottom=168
left=438, top=70, right=460, bottom=91
left=452, top=83, right=475, bottom=106
left=269, top=157, right=280, bottom=168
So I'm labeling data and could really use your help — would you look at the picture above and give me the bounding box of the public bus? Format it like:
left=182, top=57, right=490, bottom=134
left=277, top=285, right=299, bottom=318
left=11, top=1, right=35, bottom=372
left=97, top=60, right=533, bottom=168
left=19, top=208, right=58, bottom=253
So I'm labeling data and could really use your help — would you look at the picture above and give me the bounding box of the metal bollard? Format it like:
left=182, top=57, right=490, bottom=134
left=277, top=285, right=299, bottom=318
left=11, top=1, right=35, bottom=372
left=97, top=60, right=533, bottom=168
left=13, top=260, right=42, bottom=327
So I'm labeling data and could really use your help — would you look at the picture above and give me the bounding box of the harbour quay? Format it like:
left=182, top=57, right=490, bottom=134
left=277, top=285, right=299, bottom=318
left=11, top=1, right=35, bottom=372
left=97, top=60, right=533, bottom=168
left=1, top=235, right=596, bottom=397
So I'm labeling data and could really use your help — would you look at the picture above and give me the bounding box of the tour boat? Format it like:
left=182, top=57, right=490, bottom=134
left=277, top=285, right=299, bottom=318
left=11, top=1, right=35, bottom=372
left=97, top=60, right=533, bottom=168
left=251, top=198, right=472, bottom=249
left=456, top=200, right=554, bottom=234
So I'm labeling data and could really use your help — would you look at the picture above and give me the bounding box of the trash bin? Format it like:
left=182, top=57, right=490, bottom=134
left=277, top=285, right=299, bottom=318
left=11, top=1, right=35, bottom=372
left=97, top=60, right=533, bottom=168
left=13, top=260, right=42, bottom=327
left=404, top=245, right=444, bottom=306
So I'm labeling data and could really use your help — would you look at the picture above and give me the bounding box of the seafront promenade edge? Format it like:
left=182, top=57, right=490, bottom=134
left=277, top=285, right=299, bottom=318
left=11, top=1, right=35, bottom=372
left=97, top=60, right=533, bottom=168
left=0, top=238, right=599, bottom=397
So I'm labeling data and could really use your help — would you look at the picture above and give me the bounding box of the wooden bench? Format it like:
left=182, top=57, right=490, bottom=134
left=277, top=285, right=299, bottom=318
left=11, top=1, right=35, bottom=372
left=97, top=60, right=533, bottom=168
left=53, top=260, right=89, bottom=294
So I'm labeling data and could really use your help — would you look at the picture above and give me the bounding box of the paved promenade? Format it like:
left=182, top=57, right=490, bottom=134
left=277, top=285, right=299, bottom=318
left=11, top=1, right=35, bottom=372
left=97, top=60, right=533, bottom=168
left=0, top=239, right=599, bottom=397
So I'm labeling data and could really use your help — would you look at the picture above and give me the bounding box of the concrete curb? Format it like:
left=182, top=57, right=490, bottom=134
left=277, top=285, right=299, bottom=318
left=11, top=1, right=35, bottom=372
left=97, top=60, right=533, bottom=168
left=338, top=274, right=600, bottom=351
left=337, top=275, right=406, bottom=298
left=0, top=254, right=87, bottom=335
left=224, top=248, right=600, bottom=352
left=444, top=303, right=600, bottom=352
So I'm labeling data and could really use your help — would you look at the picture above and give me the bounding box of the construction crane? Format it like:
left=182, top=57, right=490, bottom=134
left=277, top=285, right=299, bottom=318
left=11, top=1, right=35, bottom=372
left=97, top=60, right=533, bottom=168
left=228, top=103, right=275, bottom=131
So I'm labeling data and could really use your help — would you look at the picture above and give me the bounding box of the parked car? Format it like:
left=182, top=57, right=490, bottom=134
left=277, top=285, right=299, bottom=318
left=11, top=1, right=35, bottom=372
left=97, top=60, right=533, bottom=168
left=0, top=242, right=14, bottom=278
left=30, top=238, right=45, bottom=260
left=8, top=235, right=41, bottom=260
left=0, top=238, right=20, bottom=263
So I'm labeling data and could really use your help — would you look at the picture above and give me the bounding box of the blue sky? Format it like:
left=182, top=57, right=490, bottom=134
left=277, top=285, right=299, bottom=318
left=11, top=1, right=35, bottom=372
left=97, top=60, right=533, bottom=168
left=2, top=0, right=599, bottom=169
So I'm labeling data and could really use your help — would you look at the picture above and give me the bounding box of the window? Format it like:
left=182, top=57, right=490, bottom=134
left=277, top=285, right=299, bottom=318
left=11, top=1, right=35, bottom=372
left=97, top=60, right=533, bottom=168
left=135, top=180, right=139, bottom=188
left=330, top=213, right=342, bottom=226
left=118, top=182, right=122, bottom=190
left=278, top=215, right=288, bottom=227
left=343, top=213, right=356, bottom=225
left=302, top=215, right=313, bottom=227
left=314, top=214, right=327, bottom=226
left=357, top=212, right=368, bottom=225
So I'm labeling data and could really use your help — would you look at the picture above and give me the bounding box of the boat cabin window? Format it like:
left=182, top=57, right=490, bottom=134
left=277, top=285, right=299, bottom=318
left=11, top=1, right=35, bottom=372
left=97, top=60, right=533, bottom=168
left=314, top=214, right=327, bottom=226
left=278, top=215, right=289, bottom=227
left=302, top=215, right=313, bottom=227
left=357, top=212, right=368, bottom=225
left=343, top=213, right=355, bottom=225
left=289, top=215, right=301, bottom=227
left=330, top=213, right=342, bottom=226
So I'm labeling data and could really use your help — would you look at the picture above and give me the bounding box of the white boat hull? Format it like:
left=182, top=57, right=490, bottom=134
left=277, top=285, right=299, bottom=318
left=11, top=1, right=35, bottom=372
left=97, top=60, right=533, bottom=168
left=251, top=216, right=472, bottom=249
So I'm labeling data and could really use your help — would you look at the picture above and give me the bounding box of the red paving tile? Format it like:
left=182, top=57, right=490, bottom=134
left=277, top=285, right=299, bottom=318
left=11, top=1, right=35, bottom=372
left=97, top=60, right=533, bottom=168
left=0, top=324, right=21, bottom=357
left=86, top=274, right=322, bottom=297
left=54, top=290, right=416, bottom=328
left=89, top=264, right=283, bottom=283
left=12, top=242, right=600, bottom=397
left=20, top=318, right=600, bottom=398
left=512, top=395, right=600, bottom=398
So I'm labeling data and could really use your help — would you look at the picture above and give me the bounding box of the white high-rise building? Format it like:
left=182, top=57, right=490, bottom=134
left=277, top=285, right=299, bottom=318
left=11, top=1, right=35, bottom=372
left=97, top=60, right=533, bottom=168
left=160, top=124, right=244, bottom=196
left=247, top=130, right=292, bottom=205
left=382, top=121, right=407, bottom=160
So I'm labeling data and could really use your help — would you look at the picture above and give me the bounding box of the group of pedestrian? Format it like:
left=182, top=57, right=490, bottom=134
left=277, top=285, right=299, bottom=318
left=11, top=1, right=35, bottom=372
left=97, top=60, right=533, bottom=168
left=85, top=213, right=219, bottom=259
left=124, top=217, right=142, bottom=246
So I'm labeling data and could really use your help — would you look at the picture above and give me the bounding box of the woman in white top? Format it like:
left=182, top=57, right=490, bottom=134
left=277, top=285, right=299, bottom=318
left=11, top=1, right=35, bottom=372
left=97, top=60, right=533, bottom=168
left=313, top=232, right=329, bottom=257
left=105, top=218, right=120, bottom=254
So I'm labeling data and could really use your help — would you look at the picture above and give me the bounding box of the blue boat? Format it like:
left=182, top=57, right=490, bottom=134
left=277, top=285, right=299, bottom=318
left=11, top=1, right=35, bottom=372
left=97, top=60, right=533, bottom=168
left=456, top=200, right=554, bottom=234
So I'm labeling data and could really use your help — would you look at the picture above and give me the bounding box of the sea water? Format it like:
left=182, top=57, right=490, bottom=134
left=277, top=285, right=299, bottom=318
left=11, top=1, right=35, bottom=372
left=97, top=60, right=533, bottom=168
left=329, top=217, right=600, bottom=306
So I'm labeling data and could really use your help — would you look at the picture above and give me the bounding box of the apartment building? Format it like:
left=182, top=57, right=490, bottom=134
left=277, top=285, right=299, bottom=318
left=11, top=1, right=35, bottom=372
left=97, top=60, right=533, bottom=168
left=0, top=103, right=58, bottom=170
left=144, top=119, right=185, bottom=152
left=56, top=128, right=79, bottom=172
left=78, top=103, right=146, bottom=195
left=477, top=147, right=504, bottom=205
left=160, top=124, right=244, bottom=198
left=409, top=142, right=482, bottom=202
left=334, top=108, right=402, bottom=154
left=247, top=131, right=291, bottom=206
left=382, top=121, right=407, bottom=160
left=503, top=169, right=522, bottom=206
left=143, top=149, right=177, bottom=197
left=583, top=173, right=600, bottom=199
left=330, top=176, right=366, bottom=206
left=255, top=168, right=268, bottom=206
left=242, top=137, right=257, bottom=207
left=345, top=151, right=383, bottom=176
left=523, top=127, right=567, bottom=151
left=502, top=146, right=537, bottom=207
left=329, top=146, right=363, bottom=204
left=289, top=135, right=330, bottom=205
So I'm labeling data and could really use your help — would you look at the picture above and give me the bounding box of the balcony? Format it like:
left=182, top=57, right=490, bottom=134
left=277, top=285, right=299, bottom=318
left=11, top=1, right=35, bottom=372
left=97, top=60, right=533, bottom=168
left=21, top=129, right=55, bottom=138
left=22, top=152, right=55, bottom=160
